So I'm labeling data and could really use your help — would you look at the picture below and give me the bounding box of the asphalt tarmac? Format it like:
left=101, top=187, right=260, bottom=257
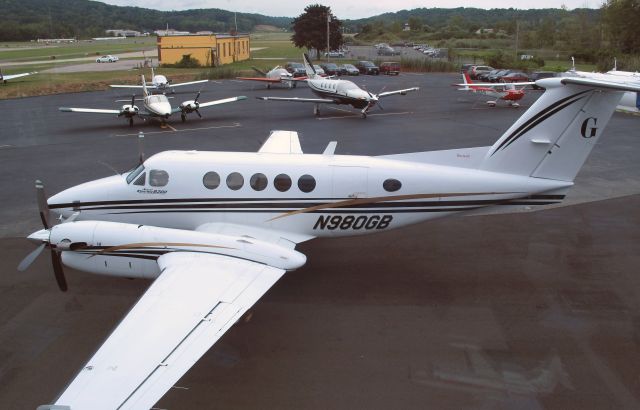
left=0, top=73, right=639, bottom=409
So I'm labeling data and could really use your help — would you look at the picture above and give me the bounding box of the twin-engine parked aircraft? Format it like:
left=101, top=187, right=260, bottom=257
left=26, top=74, right=640, bottom=409
left=258, top=54, right=419, bottom=118
left=456, top=72, right=532, bottom=107
left=0, top=67, right=37, bottom=83
left=236, top=66, right=306, bottom=88
left=60, top=75, right=247, bottom=126
left=109, top=67, right=208, bottom=94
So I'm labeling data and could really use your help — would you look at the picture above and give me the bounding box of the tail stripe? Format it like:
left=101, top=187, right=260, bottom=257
left=491, top=90, right=590, bottom=155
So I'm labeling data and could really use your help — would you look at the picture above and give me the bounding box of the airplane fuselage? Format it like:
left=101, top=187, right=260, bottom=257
left=307, top=78, right=373, bottom=108
left=48, top=150, right=570, bottom=240
left=144, top=94, right=172, bottom=118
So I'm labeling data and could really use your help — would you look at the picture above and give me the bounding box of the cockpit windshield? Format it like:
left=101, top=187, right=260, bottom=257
left=148, top=95, right=166, bottom=104
left=126, top=164, right=145, bottom=184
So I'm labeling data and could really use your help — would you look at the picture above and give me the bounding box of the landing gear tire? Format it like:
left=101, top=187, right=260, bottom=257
left=181, top=114, right=186, bottom=122
left=314, top=105, right=320, bottom=116
left=129, top=118, right=133, bottom=127
left=361, top=111, right=368, bottom=119
left=293, top=82, right=297, bottom=88
left=267, top=84, right=271, bottom=89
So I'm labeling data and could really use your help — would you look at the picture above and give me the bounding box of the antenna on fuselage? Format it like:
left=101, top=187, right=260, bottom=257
left=138, top=131, right=145, bottom=164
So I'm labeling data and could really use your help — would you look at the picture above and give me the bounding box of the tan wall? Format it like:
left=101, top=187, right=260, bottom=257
left=158, top=34, right=250, bottom=67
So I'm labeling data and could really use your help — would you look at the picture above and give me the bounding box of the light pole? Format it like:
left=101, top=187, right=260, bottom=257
left=327, top=12, right=331, bottom=62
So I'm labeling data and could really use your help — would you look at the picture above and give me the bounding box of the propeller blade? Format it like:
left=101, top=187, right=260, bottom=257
left=35, top=180, right=50, bottom=229
left=194, top=91, right=201, bottom=103
left=195, top=109, right=202, bottom=118
left=130, top=94, right=135, bottom=107
left=17, top=243, right=46, bottom=271
left=51, top=250, right=67, bottom=292
left=377, top=100, right=384, bottom=110
left=138, top=131, right=145, bottom=164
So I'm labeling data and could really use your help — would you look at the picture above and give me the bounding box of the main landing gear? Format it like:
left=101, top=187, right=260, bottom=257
left=314, top=104, right=320, bottom=116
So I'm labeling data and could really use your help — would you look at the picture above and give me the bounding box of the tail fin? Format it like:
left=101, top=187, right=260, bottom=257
left=461, top=73, right=471, bottom=90
left=480, top=77, right=640, bottom=181
left=303, top=53, right=319, bottom=79
left=141, top=75, right=148, bottom=97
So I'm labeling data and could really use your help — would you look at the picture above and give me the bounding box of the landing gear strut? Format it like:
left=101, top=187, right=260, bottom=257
left=181, top=114, right=186, bottom=122
left=314, top=104, right=320, bottom=116
left=129, top=118, right=134, bottom=127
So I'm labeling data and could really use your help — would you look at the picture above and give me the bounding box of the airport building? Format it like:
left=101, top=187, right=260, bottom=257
left=157, top=34, right=250, bottom=67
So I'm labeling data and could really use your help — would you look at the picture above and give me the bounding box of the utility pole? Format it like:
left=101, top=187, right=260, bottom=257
left=515, top=20, right=519, bottom=59
left=326, top=13, right=330, bottom=62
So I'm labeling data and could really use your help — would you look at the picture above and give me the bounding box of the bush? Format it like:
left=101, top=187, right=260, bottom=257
left=163, top=54, right=201, bottom=68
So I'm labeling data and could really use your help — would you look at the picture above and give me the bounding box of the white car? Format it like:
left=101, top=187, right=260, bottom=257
left=313, top=65, right=326, bottom=76
left=96, top=55, right=119, bottom=63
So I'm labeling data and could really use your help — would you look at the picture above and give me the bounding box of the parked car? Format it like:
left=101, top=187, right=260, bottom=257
left=469, top=65, right=494, bottom=80
left=339, top=63, right=359, bottom=76
left=284, top=62, right=306, bottom=77
left=478, top=69, right=502, bottom=82
left=380, top=61, right=401, bottom=75
left=460, top=63, right=475, bottom=74
left=96, top=55, right=119, bottom=63
left=324, top=50, right=345, bottom=58
left=313, top=65, right=326, bottom=76
left=355, top=61, right=379, bottom=75
left=501, top=72, right=530, bottom=83
left=529, top=71, right=557, bottom=89
left=377, top=46, right=400, bottom=56
left=320, top=63, right=340, bottom=76
left=488, top=69, right=512, bottom=82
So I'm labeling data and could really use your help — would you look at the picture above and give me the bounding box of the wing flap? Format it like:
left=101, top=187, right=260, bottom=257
left=52, top=253, right=285, bottom=410
left=258, top=130, right=303, bottom=154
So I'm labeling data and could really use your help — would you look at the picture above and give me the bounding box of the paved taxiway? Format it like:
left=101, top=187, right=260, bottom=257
left=0, top=73, right=639, bottom=409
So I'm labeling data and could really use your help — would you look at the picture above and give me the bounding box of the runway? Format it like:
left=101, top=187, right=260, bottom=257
left=0, top=73, right=639, bottom=409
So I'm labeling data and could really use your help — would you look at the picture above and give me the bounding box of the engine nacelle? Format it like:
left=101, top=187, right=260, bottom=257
left=49, top=220, right=306, bottom=279
left=179, top=101, right=198, bottom=113
left=120, top=104, right=139, bottom=117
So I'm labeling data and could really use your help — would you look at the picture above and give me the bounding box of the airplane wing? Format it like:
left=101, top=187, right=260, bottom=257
left=170, top=96, right=247, bottom=113
left=168, top=79, right=209, bottom=88
left=236, top=76, right=282, bottom=83
left=258, top=130, right=303, bottom=154
left=2, top=71, right=37, bottom=81
left=109, top=85, right=155, bottom=89
left=257, top=96, right=336, bottom=104
left=59, top=107, right=122, bottom=115
left=377, top=87, right=420, bottom=98
left=454, top=82, right=535, bottom=88
left=48, top=252, right=285, bottom=410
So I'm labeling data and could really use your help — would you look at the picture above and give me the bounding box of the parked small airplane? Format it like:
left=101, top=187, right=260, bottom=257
left=110, top=67, right=208, bottom=93
left=60, top=74, right=247, bottom=126
left=24, top=73, right=640, bottom=409
left=236, top=66, right=306, bottom=88
left=0, top=67, right=37, bottom=84
left=456, top=72, right=532, bottom=107
left=258, top=54, right=419, bottom=118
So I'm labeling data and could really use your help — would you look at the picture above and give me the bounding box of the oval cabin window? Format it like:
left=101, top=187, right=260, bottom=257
left=226, top=172, right=244, bottom=190
left=203, top=172, right=220, bottom=189
left=383, top=178, right=402, bottom=192
left=297, top=174, right=316, bottom=193
left=274, top=174, right=292, bottom=192
left=250, top=173, right=268, bottom=191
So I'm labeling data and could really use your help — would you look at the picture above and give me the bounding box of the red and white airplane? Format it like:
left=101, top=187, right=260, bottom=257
left=236, top=66, right=306, bottom=89
left=456, top=72, right=532, bottom=107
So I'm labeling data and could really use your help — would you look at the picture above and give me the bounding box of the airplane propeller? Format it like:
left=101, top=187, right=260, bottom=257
left=17, top=180, right=71, bottom=292
left=180, top=91, right=201, bottom=121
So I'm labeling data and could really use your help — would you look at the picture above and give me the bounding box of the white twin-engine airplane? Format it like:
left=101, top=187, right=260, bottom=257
left=258, top=54, right=419, bottom=118
left=0, top=67, right=37, bottom=83
left=25, top=74, right=640, bottom=409
left=236, top=65, right=306, bottom=88
left=109, top=67, right=209, bottom=94
left=59, top=74, right=247, bottom=126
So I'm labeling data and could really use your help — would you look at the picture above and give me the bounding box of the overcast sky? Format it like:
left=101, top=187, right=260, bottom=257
left=100, top=0, right=604, bottom=19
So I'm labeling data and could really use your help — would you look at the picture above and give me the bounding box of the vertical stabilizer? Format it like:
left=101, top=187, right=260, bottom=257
left=480, top=77, right=631, bottom=182
left=303, top=53, right=319, bottom=79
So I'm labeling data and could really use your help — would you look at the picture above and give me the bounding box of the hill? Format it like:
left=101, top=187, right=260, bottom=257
left=0, top=0, right=292, bottom=41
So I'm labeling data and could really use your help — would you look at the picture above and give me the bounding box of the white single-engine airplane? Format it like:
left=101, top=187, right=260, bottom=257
left=0, top=67, right=37, bottom=84
left=236, top=65, right=306, bottom=88
left=258, top=54, right=419, bottom=118
left=60, top=74, right=247, bottom=126
left=24, top=74, right=640, bottom=409
left=109, top=67, right=209, bottom=94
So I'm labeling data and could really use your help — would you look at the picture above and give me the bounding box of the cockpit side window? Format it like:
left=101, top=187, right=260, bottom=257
left=126, top=164, right=145, bottom=184
left=133, top=172, right=146, bottom=186
left=149, top=170, right=169, bottom=187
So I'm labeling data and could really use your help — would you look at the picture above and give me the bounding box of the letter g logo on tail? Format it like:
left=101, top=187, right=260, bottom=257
left=580, top=117, right=598, bottom=138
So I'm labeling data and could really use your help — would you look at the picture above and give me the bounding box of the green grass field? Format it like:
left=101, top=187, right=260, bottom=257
left=0, top=37, right=156, bottom=62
